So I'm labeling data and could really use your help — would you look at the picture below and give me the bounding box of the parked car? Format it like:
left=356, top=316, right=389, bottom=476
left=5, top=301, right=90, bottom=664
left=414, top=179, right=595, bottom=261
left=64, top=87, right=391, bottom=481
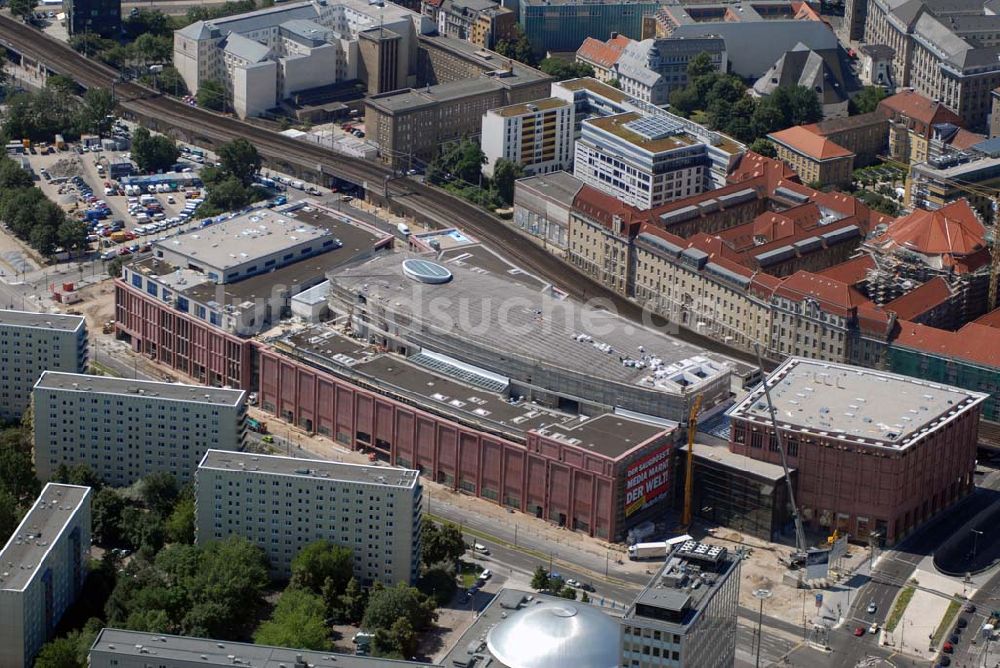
left=867, top=601, right=877, bottom=615
left=854, top=627, right=865, bottom=637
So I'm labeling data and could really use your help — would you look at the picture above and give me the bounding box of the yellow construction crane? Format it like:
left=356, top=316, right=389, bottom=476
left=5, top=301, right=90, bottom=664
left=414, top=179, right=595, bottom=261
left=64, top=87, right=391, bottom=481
left=878, top=154, right=1000, bottom=310
left=680, top=393, right=703, bottom=529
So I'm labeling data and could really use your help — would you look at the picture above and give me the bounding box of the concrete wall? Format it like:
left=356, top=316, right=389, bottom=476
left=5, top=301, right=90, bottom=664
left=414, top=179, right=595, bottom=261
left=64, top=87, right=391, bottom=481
left=233, top=60, right=278, bottom=118
left=281, top=44, right=342, bottom=97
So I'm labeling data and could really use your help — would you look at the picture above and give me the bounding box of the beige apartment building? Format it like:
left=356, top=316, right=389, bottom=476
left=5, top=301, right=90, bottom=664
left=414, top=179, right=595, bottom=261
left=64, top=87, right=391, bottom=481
left=0, top=484, right=91, bottom=668
left=33, top=373, right=247, bottom=486
left=196, top=450, right=422, bottom=584
left=768, top=126, right=854, bottom=187
left=0, top=311, right=88, bottom=422
left=481, top=97, right=574, bottom=177
left=566, top=185, right=643, bottom=295
left=632, top=225, right=774, bottom=352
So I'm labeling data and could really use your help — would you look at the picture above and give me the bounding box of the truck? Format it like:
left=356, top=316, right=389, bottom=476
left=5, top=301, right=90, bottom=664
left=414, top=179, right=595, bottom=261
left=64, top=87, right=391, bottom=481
left=628, top=542, right=668, bottom=560
left=246, top=417, right=268, bottom=434
left=54, top=134, right=65, bottom=150
left=628, top=534, right=693, bottom=560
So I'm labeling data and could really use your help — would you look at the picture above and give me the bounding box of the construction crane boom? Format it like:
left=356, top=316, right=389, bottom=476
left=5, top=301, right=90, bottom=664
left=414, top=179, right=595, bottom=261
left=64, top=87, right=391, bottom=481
left=754, top=344, right=807, bottom=561
left=680, top=393, right=703, bottom=529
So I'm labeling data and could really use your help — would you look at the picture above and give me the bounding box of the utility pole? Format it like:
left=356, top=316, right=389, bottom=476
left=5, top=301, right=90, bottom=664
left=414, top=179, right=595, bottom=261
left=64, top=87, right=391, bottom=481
left=753, top=588, right=772, bottom=668
left=973, top=529, right=984, bottom=562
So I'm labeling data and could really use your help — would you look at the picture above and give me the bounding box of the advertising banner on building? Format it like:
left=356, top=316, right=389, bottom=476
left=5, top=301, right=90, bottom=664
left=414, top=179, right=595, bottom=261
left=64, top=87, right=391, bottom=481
left=624, top=445, right=671, bottom=518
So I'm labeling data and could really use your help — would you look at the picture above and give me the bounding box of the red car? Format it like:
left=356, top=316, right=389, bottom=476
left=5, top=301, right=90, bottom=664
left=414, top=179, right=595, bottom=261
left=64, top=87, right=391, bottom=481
left=943, top=642, right=954, bottom=653
left=854, top=627, right=865, bottom=637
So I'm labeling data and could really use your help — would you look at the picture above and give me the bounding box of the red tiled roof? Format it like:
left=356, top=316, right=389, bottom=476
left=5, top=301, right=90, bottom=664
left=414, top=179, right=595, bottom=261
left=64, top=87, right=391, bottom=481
left=571, top=184, right=646, bottom=234
left=818, top=254, right=876, bottom=284
left=878, top=90, right=963, bottom=128
left=894, top=320, right=1000, bottom=368
left=972, top=308, right=1000, bottom=329
left=768, top=126, right=854, bottom=160
left=878, top=200, right=986, bottom=262
left=950, top=128, right=985, bottom=150
left=883, top=276, right=952, bottom=321
left=576, top=35, right=631, bottom=69
left=773, top=270, right=868, bottom=315
left=728, top=152, right=799, bottom=187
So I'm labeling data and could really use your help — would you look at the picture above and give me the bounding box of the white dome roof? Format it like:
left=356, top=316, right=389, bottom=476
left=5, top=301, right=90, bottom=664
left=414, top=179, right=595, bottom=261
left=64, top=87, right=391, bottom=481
left=486, top=601, right=620, bottom=668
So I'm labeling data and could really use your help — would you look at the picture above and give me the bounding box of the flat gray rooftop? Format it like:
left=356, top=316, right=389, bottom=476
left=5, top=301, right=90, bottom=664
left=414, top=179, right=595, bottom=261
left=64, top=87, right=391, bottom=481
left=515, top=171, right=585, bottom=209
left=277, top=324, right=671, bottom=458
left=0, top=484, right=89, bottom=591
left=199, top=449, right=419, bottom=488
left=0, top=310, right=84, bottom=332
left=728, top=357, right=987, bottom=448
left=629, top=540, right=739, bottom=631
left=154, top=208, right=331, bottom=270
left=89, top=629, right=433, bottom=667
left=34, top=371, right=245, bottom=406
left=329, top=252, right=728, bottom=394
left=693, top=434, right=789, bottom=482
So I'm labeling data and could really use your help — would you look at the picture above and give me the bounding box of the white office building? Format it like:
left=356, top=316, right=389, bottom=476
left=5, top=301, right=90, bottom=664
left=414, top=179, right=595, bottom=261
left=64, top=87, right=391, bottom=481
left=620, top=540, right=741, bottom=667
left=196, top=450, right=421, bottom=584
left=0, top=484, right=91, bottom=668
left=481, top=97, right=574, bottom=177
left=33, top=373, right=246, bottom=486
left=0, top=311, right=87, bottom=422
left=174, top=0, right=433, bottom=117
left=574, top=111, right=714, bottom=210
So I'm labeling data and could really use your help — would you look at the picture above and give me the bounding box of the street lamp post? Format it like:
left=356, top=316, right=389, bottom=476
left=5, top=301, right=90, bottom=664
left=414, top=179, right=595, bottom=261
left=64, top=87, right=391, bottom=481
left=973, top=529, right=984, bottom=561
left=753, top=588, right=772, bottom=668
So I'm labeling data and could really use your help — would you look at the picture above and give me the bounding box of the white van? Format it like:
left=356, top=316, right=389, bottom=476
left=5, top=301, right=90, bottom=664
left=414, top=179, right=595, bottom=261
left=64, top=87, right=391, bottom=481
left=290, top=180, right=305, bottom=190
left=397, top=223, right=411, bottom=237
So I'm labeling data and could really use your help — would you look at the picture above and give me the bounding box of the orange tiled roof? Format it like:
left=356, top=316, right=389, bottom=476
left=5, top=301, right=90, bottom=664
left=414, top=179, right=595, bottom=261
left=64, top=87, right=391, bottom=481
left=576, top=35, right=631, bottom=70
left=768, top=126, right=854, bottom=161
left=878, top=200, right=986, bottom=262
left=972, top=308, right=1000, bottom=329
left=877, top=90, right=963, bottom=128
left=883, top=276, right=952, bottom=321
left=894, top=320, right=1000, bottom=368
left=817, top=254, right=876, bottom=284
left=773, top=270, right=868, bottom=316
left=951, top=128, right=985, bottom=150
left=572, top=184, right=646, bottom=233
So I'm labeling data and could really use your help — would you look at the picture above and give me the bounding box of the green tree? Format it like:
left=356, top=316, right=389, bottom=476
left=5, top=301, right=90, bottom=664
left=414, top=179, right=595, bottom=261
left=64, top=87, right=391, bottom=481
left=29, top=215, right=58, bottom=255
left=107, top=256, right=125, bottom=279
left=131, top=127, right=179, bottom=173
left=197, top=79, right=226, bottom=111
left=421, top=522, right=466, bottom=567
left=491, top=159, right=525, bottom=206
left=0, top=158, right=34, bottom=190
left=53, top=463, right=103, bottom=488
left=34, top=636, right=83, bottom=668
left=0, top=436, right=38, bottom=504
left=123, top=8, right=172, bottom=38
left=217, top=138, right=261, bottom=187
left=530, top=565, right=549, bottom=591
left=92, top=487, right=126, bottom=546
left=417, top=566, right=457, bottom=607
left=119, top=506, right=165, bottom=552
left=580, top=590, right=590, bottom=603
left=290, top=540, right=353, bottom=596
left=687, top=52, right=717, bottom=79
left=57, top=218, right=89, bottom=253
left=0, top=487, right=19, bottom=546
left=493, top=25, right=535, bottom=66
left=202, top=176, right=255, bottom=214
left=338, top=576, right=367, bottom=624
left=538, top=58, right=594, bottom=81
left=749, top=138, right=777, bottom=158
left=9, top=0, right=36, bottom=21
left=558, top=585, right=578, bottom=600
left=362, top=582, right=437, bottom=632
left=77, top=87, right=116, bottom=136
left=850, top=85, right=888, bottom=115
left=388, top=617, right=418, bottom=658
left=140, top=472, right=179, bottom=517
left=129, top=33, right=173, bottom=66
left=165, top=492, right=195, bottom=544
left=149, top=66, right=189, bottom=97
left=254, top=588, right=333, bottom=650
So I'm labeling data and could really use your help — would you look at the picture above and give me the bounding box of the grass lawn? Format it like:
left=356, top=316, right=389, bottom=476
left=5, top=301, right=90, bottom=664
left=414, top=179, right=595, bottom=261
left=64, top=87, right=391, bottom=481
left=886, top=585, right=916, bottom=632
left=931, top=600, right=961, bottom=646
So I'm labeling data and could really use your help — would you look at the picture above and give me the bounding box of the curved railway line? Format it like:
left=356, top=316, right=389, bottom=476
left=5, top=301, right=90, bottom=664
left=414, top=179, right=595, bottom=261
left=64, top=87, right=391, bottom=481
left=0, top=14, right=756, bottom=363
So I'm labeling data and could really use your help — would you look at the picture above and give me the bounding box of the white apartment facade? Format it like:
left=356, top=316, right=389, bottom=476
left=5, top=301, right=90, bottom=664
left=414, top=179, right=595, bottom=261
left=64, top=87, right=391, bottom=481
left=32, top=373, right=246, bottom=486
left=574, top=111, right=712, bottom=210
left=0, top=484, right=91, bottom=668
left=481, top=97, right=574, bottom=177
left=196, top=450, right=422, bottom=584
left=174, top=0, right=433, bottom=117
left=0, top=311, right=87, bottom=422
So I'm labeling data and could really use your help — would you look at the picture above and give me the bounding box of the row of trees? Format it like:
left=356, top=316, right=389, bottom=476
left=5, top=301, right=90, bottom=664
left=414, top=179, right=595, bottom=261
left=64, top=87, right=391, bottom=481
left=0, top=156, right=89, bottom=256
left=198, top=138, right=265, bottom=215
left=530, top=566, right=590, bottom=601
left=3, top=77, right=115, bottom=141
left=426, top=138, right=523, bottom=209
left=669, top=53, right=824, bottom=145
left=0, top=425, right=40, bottom=546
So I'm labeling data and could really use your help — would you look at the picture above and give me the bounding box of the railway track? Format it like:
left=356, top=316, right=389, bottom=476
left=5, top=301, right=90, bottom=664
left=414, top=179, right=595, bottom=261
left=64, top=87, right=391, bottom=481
left=0, top=14, right=756, bottom=362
